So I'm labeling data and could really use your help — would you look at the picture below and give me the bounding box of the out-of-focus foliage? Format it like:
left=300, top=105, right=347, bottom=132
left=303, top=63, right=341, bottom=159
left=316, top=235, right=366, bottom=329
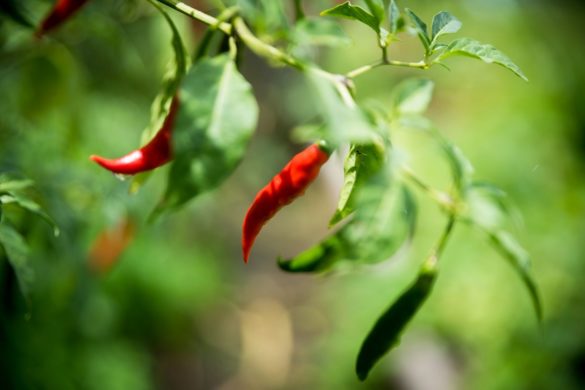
left=1, top=0, right=585, bottom=389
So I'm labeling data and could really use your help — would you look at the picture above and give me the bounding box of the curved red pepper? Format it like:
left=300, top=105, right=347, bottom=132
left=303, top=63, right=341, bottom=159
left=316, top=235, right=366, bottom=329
left=36, top=0, right=90, bottom=37
left=90, top=96, right=179, bottom=175
left=242, top=143, right=330, bottom=263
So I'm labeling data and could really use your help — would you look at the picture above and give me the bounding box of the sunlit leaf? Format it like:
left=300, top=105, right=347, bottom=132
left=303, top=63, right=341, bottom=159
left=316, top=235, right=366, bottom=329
left=405, top=9, right=430, bottom=52
left=391, top=78, right=434, bottom=115
left=155, top=54, right=258, bottom=214
left=488, top=230, right=542, bottom=321
left=330, top=143, right=385, bottom=226
left=356, top=266, right=437, bottom=380
left=305, top=69, right=378, bottom=145
left=321, top=1, right=380, bottom=33
left=0, top=224, right=33, bottom=299
left=430, top=11, right=461, bottom=47
left=387, top=0, right=401, bottom=34
left=435, top=38, right=528, bottom=81
left=293, top=18, right=352, bottom=47
left=0, top=177, right=33, bottom=192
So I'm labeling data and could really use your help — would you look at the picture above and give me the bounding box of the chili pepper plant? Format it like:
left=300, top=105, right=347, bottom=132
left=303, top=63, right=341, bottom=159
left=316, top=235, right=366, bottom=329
left=0, top=0, right=541, bottom=382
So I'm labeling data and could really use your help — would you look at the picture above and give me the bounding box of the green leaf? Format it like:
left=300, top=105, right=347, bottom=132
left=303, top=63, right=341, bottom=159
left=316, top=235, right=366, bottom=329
left=435, top=38, right=528, bottom=81
left=356, top=266, right=437, bottom=381
left=329, top=143, right=385, bottom=226
left=293, top=18, right=352, bottom=47
left=440, top=140, right=473, bottom=192
left=0, top=0, right=33, bottom=28
left=391, top=78, right=435, bottom=115
left=0, top=194, right=60, bottom=236
left=405, top=8, right=430, bottom=52
left=430, top=11, right=461, bottom=47
left=238, top=0, right=289, bottom=35
left=321, top=1, right=380, bottom=34
left=488, top=230, right=542, bottom=321
left=156, top=54, right=258, bottom=214
left=305, top=69, right=378, bottom=145
left=0, top=177, right=33, bottom=192
left=132, top=1, right=189, bottom=192
left=280, top=164, right=416, bottom=272
left=0, top=224, right=33, bottom=299
left=364, top=0, right=385, bottom=25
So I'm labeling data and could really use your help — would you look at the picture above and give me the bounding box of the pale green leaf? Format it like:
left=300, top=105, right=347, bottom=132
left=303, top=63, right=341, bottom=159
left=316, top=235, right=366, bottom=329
left=329, top=143, right=385, bottom=226
left=436, top=38, right=528, bottom=81
left=321, top=2, right=379, bottom=33
left=293, top=18, right=352, bottom=47
left=489, top=230, right=542, bottom=321
left=305, top=69, right=378, bottom=144
left=405, top=8, right=430, bottom=52
left=391, top=78, right=435, bottom=115
left=430, top=11, right=461, bottom=47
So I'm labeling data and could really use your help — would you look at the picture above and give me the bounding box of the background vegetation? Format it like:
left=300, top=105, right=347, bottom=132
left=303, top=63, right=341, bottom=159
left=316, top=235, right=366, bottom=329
left=1, top=0, right=584, bottom=389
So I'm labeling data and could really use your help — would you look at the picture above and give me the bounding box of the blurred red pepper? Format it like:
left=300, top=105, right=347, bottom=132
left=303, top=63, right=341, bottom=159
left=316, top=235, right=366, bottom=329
left=242, top=143, right=331, bottom=263
left=88, top=216, right=135, bottom=274
left=36, top=0, right=90, bottom=37
left=90, top=96, right=180, bottom=175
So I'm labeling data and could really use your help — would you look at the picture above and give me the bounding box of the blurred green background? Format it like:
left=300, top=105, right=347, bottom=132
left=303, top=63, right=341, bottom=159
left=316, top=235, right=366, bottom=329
left=1, top=0, right=584, bottom=389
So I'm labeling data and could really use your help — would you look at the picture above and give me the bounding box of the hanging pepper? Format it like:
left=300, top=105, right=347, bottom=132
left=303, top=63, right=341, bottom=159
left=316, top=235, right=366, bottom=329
left=242, top=143, right=331, bottom=263
left=90, top=96, right=179, bottom=175
left=36, top=0, right=90, bottom=37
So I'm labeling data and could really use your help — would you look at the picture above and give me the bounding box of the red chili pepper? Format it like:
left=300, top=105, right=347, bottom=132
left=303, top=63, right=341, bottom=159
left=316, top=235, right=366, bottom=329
left=36, top=0, right=90, bottom=37
left=242, top=143, right=331, bottom=263
left=90, top=96, right=179, bottom=175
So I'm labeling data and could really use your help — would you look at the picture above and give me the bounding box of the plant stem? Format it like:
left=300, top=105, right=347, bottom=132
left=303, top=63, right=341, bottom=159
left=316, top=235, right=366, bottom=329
left=232, top=17, right=304, bottom=70
left=401, top=167, right=455, bottom=212
left=346, top=60, right=429, bottom=79
left=155, top=0, right=232, bottom=34
left=293, top=0, right=305, bottom=21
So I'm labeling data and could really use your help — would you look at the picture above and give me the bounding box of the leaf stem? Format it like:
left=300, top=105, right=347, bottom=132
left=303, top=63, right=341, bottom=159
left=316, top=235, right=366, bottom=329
left=154, top=0, right=232, bottom=34
left=232, top=17, right=304, bottom=70
left=400, top=166, right=454, bottom=211
left=346, top=60, right=429, bottom=79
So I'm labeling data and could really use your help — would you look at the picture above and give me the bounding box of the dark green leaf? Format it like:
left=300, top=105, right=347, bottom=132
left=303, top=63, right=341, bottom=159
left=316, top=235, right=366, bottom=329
left=306, top=69, right=378, bottom=144
left=430, top=11, right=461, bottom=47
left=321, top=2, right=380, bottom=33
left=329, top=143, right=385, bottom=226
left=0, top=224, right=33, bottom=299
left=435, top=38, right=528, bottom=81
left=293, top=18, right=352, bottom=47
left=0, top=194, right=60, bottom=236
left=0, top=0, right=33, bottom=28
left=488, top=230, right=542, bottom=321
left=156, top=54, right=258, bottom=213
left=405, top=9, right=430, bottom=52
left=440, top=140, right=473, bottom=192
left=391, top=78, right=434, bottom=115
left=356, top=266, right=437, bottom=380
